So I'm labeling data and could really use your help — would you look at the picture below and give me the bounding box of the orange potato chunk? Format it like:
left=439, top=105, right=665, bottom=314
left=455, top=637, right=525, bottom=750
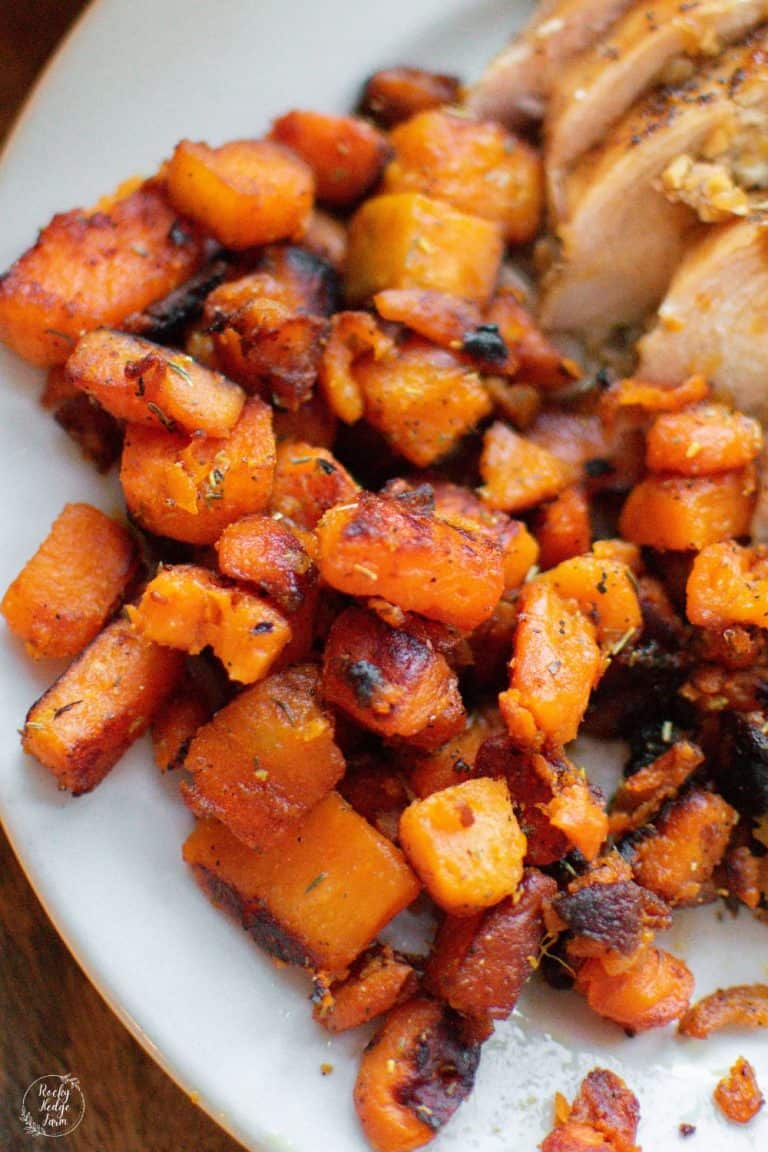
left=151, top=682, right=211, bottom=772
left=405, top=707, right=504, bottom=799
left=316, top=492, right=504, bottom=631
left=384, top=110, right=542, bottom=244
left=127, top=564, right=290, bottom=684
left=535, top=487, right=591, bottom=570
left=345, top=193, right=503, bottom=306
left=399, top=778, right=527, bottom=916
left=313, top=947, right=417, bottom=1033
left=686, top=542, right=768, bottom=629
left=0, top=180, right=203, bottom=366
left=182, top=665, right=344, bottom=849
left=2, top=503, right=137, bottom=660
left=270, top=440, right=359, bottom=529
left=646, top=404, right=762, bottom=476
left=619, top=468, right=756, bottom=551
left=480, top=421, right=574, bottom=514
left=355, top=337, right=492, bottom=467
left=354, top=997, right=479, bottom=1152
left=601, top=374, right=709, bottom=419
left=360, top=67, right=461, bottom=128
left=318, top=310, right=393, bottom=424
left=215, top=514, right=315, bottom=613
left=500, top=580, right=603, bottom=747
left=270, top=110, right=389, bottom=207
left=542, top=1069, right=641, bottom=1152
left=183, top=792, right=420, bottom=974
left=120, top=395, right=275, bottom=545
left=714, top=1058, right=764, bottom=1125
left=22, top=617, right=183, bottom=794
left=539, top=555, right=642, bottom=648
left=576, top=946, right=694, bottom=1033
left=66, top=329, right=244, bottom=436
left=167, top=139, right=313, bottom=249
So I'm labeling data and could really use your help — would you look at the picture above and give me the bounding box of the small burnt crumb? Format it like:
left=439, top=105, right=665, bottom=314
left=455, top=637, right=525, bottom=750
left=251, top=622, right=276, bottom=635
left=679, top=1122, right=696, bottom=1138
left=393, top=483, right=435, bottom=515
left=345, top=659, right=388, bottom=706
left=461, top=323, right=508, bottom=364
left=585, top=457, right=615, bottom=478
left=453, top=757, right=472, bottom=774
left=315, top=457, right=337, bottom=475
left=168, top=220, right=192, bottom=247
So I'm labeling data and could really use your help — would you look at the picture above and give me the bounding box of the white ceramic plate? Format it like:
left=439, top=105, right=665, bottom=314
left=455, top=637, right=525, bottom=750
left=1, top=2, right=767, bottom=1149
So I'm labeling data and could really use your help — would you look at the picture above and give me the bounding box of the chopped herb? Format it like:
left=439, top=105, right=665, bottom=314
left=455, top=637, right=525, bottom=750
left=608, top=627, right=637, bottom=657
left=43, top=328, right=75, bottom=344
left=130, top=242, right=149, bottom=257
left=167, top=359, right=194, bottom=386
left=661, top=719, right=673, bottom=743
left=315, top=457, right=336, bottom=475
left=147, top=402, right=175, bottom=431
left=24, top=721, right=46, bottom=732
left=273, top=698, right=297, bottom=725
left=254, top=768, right=270, bottom=782
left=251, top=621, right=275, bottom=635
left=304, top=871, right=328, bottom=894
left=53, top=700, right=82, bottom=720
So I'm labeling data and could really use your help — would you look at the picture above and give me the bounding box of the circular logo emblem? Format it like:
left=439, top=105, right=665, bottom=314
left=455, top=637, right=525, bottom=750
left=20, top=1074, right=85, bottom=1138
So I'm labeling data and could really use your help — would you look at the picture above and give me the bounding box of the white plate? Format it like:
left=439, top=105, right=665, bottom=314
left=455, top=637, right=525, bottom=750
left=1, top=2, right=767, bottom=1149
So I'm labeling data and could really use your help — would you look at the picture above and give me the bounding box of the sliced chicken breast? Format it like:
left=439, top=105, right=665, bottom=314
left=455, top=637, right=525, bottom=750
left=466, top=0, right=633, bottom=125
left=540, top=31, right=768, bottom=334
left=546, top=0, right=768, bottom=185
left=638, top=220, right=768, bottom=418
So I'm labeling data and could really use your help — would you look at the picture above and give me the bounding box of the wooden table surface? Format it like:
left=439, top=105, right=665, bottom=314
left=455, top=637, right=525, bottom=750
left=0, top=5, right=242, bottom=1149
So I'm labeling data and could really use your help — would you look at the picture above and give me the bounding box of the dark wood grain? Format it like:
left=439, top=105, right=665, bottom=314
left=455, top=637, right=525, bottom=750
left=0, top=5, right=242, bottom=1149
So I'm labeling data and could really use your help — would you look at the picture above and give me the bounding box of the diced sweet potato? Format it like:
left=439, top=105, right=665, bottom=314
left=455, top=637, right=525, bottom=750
left=576, top=946, right=694, bottom=1033
left=359, top=67, right=461, bottom=128
left=535, top=487, right=591, bottom=570
left=313, top=947, right=417, bottom=1033
left=22, top=617, right=183, bottom=794
left=215, top=514, right=315, bottom=613
left=373, top=288, right=516, bottom=373
left=270, top=110, right=390, bottom=207
left=166, top=139, right=314, bottom=249
left=322, top=606, right=465, bottom=748
left=619, top=468, right=756, bottom=551
left=128, top=564, right=290, bottom=684
left=354, top=997, right=480, bottom=1152
left=355, top=336, right=492, bottom=467
left=646, top=404, right=762, bottom=476
left=151, top=680, right=211, bottom=772
left=555, top=855, right=670, bottom=956
left=272, top=390, right=337, bottom=448
left=630, top=789, right=738, bottom=907
left=271, top=440, right=359, bottom=529
left=301, top=209, right=348, bottom=272
left=316, top=492, right=504, bottom=631
left=399, top=778, right=526, bottom=916
left=480, top=421, right=574, bottom=514
left=679, top=984, right=768, bottom=1038
left=183, top=792, right=421, bottom=973
left=499, top=580, right=603, bottom=748
left=345, top=193, right=503, bottom=306
left=318, top=310, right=393, bottom=424
left=66, top=329, right=245, bottom=436
left=714, top=1058, right=764, bottom=1125
left=601, top=374, right=709, bottom=419
left=543, top=1069, right=641, bottom=1152
left=539, top=556, right=642, bottom=649
left=425, top=868, right=557, bottom=1037
left=120, top=395, right=275, bottom=544
left=608, top=741, right=704, bottom=838
left=2, top=503, right=138, bottom=660
left=686, top=542, right=768, bottom=629
left=181, top=665, right=344, bottom=849
left=406, top=708, right=503, bottom=799
left=0, top=180, right=204, bottom=366
left=385, top=110, right=542, bottom=244
left=488, top=291, right=577, bottom=391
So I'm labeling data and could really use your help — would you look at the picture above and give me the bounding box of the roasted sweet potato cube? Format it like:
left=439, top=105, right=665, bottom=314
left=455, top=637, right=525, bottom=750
left=319, top=310, right=392, bottom=425
left=355, top=337, right=492, bottom=467
left=535, top=487, right=591, bottom=570
left=66, top=329, right=244, bottom=436
left=714, top=1058, right=764, bottom=1125
left=269, top=110, right=390, bottom=207
left=0, top=180, right=204, bottom=366
left=182, top=792, right=421, bottom=974
left=322, top=606, right=465, bottom=748
left=151, top=681, right=211, bottom=772
left=540, top=555, right=641, bottom=649
left=399, top=778, right=526, bottom=916
left=270, top=440, right=359, bottom=529
left=630, top=789, right=738, bottom=907
left=544, top=1069, right=641, bottom=1152
left=499, top=580, right=603, bottom=749
left=120, top=395, right=275, bottom=545
left=405, top=708, right=504, bottom=799
left=22, top=617, right=183, bottom=794
left=354, top=997, right=480, bottom=1152
left=2, top=503, right=138, bottom=661
left=487, top=290, right=576, bottom=390
left=345, top=193, right=503, bottom=306
left=313, top=946, right=417, bottom=1033
left=272, top=391, right=337, bottom=448
left=480, top=421, right=574, bottom=514
left=316, top=492, right=504, bottom=631
left=166, top=139, right=313, bottom=249
left=646, top=404, right=762, bottom=476
left=128, top=564, right=290, bottom=684
left=576, top=946, right=694, bottom=1033
left=425, top=868, right=556, bottom=1037
left=619, top=469, right=756, bottom=551
left=181, top=664, right=344, bottom=849
left=686, top=542, right=768, bottom=629
left=359, top=67, right=461, bottom=128
left=215, top=514, right=315, bottom=612
left=384, top=110, right=542, bottom=244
